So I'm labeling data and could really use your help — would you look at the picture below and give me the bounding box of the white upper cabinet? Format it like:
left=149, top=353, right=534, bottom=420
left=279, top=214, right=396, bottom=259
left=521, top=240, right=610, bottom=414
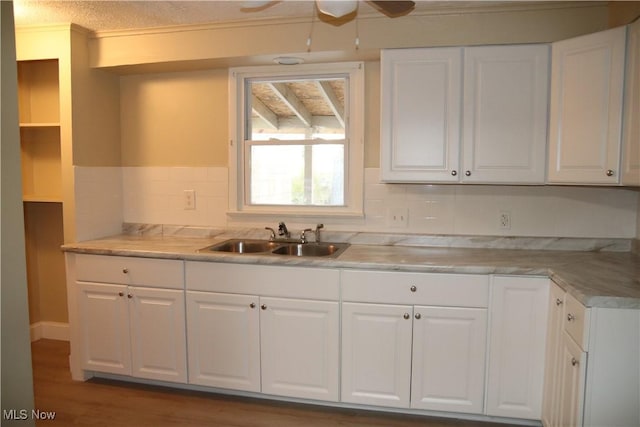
left=381, top=47, right=463, bottom=183
left=622, top=18, right=640, bottom=186
left=462, top=45, right=549, bottom=183
left=381, top=44, right=549, bottom=184
left=548, top=27, right=627, bottom=184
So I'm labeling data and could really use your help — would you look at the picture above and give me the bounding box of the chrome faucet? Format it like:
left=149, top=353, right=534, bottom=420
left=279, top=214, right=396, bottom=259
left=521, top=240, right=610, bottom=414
left=265, top=227, right=276, bottom=241
left=300, top=223, right=324, bottom=244
left=315, top=223, right=324, bottom=243
left=300, top=228, right=314, bottom=243
left=277, top=222, right=290, bottom=239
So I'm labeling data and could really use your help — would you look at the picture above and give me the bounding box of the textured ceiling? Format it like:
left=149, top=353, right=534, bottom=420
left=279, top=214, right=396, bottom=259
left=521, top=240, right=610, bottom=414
left=12, top=1, right=524, bottom=32
left=13, top=1, right=320, bottom=31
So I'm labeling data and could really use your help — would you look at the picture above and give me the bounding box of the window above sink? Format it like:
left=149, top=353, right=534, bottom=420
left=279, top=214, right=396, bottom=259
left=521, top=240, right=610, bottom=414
left=228, top=62, right=365, bottom=219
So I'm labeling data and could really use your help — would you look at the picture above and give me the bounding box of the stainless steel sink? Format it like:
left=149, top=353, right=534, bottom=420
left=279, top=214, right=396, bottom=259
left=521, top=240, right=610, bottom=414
left=271, top=243, right=348, bottom=258
left=199, top=239, right=349, bottom=258
left=200, top=239, right=280, bottom=254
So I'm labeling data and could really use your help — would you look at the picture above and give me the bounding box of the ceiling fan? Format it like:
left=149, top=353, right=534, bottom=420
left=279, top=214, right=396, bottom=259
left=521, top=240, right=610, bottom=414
left=242, top=1, right=416, bottom=19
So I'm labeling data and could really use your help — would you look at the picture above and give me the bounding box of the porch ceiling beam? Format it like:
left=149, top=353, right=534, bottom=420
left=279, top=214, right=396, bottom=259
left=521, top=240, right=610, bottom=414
left=316, top=81, right=345, bottom=128
left=268, top=82, right=313, bottom=128
left=251, top=95, right=279, bottom=129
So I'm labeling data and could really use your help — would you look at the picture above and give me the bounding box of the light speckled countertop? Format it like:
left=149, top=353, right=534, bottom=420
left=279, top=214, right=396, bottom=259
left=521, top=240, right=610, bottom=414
left=62, top=234, right=640, bottom=309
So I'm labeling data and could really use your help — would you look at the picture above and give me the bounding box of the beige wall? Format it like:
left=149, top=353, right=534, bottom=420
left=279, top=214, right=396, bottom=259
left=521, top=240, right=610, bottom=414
left=23, top=203, right=68, bottom=324
left=120, top=69, right=228, bottom=166
left=71, top=27, right=121, bottom=167
left=116, top=3, right=618, bottom=167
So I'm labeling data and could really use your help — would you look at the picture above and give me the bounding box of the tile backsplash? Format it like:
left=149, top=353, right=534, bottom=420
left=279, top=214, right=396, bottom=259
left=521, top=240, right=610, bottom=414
left=75, top=166, right=639, bottom=242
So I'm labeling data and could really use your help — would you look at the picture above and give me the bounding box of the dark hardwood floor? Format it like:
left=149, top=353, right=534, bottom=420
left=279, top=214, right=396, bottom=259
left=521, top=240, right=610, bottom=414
left=31, top=339, right=514, bottom=426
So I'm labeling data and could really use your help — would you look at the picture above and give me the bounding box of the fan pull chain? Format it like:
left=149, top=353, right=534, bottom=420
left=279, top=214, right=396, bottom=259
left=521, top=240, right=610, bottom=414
left=307, top=1, right=316, bottom=52
left=355, top=15, right=360, bottom=50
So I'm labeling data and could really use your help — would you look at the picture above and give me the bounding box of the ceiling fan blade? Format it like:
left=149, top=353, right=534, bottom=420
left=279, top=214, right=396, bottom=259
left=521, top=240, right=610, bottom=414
left=369, top=1, right=415, bottom=17
left=240, top=1, right=278, bottom=12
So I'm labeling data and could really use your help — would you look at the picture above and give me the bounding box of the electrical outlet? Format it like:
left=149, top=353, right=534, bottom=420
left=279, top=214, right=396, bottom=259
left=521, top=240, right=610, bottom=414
left=499, top=211, right=511, bottom=230
left=387, top=208, right=408, bottom=228
left=184, top=189, right=196, bottom=210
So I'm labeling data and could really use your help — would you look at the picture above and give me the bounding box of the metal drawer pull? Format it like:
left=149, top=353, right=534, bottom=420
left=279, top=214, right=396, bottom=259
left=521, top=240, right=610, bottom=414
left=606, top=169, right=614, bottom=177
left=451, top=170, right=457, bottom=176
left=127, top=294, right=133, bottom=299
left=122, top=268, right=129, bottom=274
left=118, top=292, right=124, bottom=297
left=556, top=298, right=563, bottom=306
left=403, top=313, right=410, bottom=320
left=250, top=303, right=256, bottom=309
left=410, top=285, right=417, bottom=292
left=465, top=170, right=471, bottom=176
left=567, top=313, right=575, bottom=322
left=261, top=304, right=267, bottom=310
left=571, top=357, right=578, bottom=366
left=414, top=313, right=421, bottom=320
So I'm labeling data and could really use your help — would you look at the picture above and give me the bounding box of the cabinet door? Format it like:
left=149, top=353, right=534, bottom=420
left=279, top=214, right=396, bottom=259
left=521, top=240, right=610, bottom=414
left=381, top=47, right=462, bottom=182
left=129, top=286, right=187, bottom=383
left=548, top=27, right=626, bottom=184
left=541, top=282, right=565, bottom=427
left=557, top=333, right=587, bottom=427
left=77, top=282, right=131, bottom=375
left=260, top=297, right=339, bottom=402
left=341, top=302, right=413, bottom=408
left=185, top=291, right=260, bottom=392
left=486, top=276, right=549, bottom=419
left=411, top=306, right=487, bottom=414
left=462, top=45, right=549, bottom=183
left=622, top=19, right=640, bottom=186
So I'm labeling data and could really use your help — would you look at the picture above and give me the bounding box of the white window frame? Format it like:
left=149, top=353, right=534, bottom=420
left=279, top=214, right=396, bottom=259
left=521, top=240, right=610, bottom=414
left=228, top=62, right=364, bottom=218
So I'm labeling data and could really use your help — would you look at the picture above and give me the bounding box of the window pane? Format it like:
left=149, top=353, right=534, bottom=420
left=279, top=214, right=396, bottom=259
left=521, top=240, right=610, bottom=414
left=249, top=144, right=344, bottom=206
left=247, top=77, right=346, bottom=141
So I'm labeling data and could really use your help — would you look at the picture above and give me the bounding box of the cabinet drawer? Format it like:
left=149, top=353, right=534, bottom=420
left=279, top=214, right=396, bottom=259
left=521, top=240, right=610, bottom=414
left=186, top=261, right=340, bottom=300
left=341, top=270, right=489, bottom=307
left=76, top=254, right=184, bottom=289
left=564, top=293, right=589, bottom=350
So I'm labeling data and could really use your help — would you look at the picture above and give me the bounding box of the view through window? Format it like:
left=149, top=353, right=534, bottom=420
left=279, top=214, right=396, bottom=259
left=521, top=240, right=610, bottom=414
left=245, top=76, right=348, bottom=206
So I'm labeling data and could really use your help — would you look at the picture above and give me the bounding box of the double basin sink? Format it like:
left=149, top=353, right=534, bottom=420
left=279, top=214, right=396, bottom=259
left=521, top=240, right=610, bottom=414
left=199, top=239, right=349, bottom=258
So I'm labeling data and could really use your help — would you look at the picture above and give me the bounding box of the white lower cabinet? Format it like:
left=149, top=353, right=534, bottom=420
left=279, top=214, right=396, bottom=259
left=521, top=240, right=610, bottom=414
left=74, top=254, right=187, bottom=383
left=541, top=280, right=566, bottom=427
left=542, top=281, right=640, bottom=427
left=186, top=291, right=260, bottom=392
left=77, top=280, right=187, bottom=383
left=486, top=276, right=549, bottom=419
left=78, top=282, right=131, bottom=375
left=185, top=261, right=340, bottom=402
left=341, top=303, right=413, bottom=408
left=411, top=306, right=487, bottom=413
left=340, top=270, right=489, bottom=414
left=556, top=332, right=587, bottom=427
left=260, top=297, right=339, bottom=401
left=69, top=254, right=639, bottom=426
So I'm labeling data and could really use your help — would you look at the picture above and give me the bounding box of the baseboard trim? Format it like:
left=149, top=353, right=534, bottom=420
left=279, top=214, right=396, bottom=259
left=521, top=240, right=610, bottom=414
left=30, top=321, right=69, bottom=342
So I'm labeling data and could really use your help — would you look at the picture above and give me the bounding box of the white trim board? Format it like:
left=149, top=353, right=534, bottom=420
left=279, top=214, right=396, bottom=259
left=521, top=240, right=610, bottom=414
left=30, top=321, right=70, bottom=342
